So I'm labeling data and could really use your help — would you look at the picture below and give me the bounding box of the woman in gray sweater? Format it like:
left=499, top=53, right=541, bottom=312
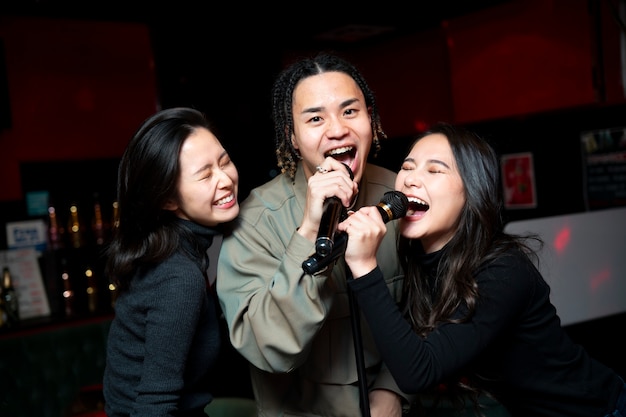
left=103, top=107, right=240, bottom=417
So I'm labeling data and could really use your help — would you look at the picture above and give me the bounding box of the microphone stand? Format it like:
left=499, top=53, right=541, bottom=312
left=345, top=260, right=371, bottom=417
left=303, top=245, right=370, bottom=416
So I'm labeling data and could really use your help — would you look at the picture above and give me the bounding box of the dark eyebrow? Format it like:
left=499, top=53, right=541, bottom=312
left=340, top=98, right=359, bottom=108
left=402, top=157, right=451, bottom=169
left=217, top=150, right=229, bottom=161
left=300, top=98, right=360, bottom=115
left=430, top=159, right=451, bottom=169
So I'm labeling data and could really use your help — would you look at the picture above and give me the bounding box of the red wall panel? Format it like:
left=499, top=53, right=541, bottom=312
left=345, top=28, right=454, bottom=138
left=0, top=16, right=158, bottom=201
left=445, top=0, right=597, bottom=123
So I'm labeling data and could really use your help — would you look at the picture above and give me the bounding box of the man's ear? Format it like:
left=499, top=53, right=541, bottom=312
left=291, top=133, right=298, bottom=150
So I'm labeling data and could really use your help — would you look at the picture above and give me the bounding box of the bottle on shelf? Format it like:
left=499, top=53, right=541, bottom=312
left=47, top=206, right=65, bottom=250
left=91, top=196, right=106, bottom=246
left=1, top=266, right=20, bottom=328
left=84, top=265, right=98, bottom=314
left=60, top=259, right=75, bottom=318
left=67, top=203, right=85, bottom=249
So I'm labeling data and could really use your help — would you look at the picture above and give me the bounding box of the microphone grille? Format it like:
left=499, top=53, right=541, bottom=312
left=377, top=191, right=409, bottom=222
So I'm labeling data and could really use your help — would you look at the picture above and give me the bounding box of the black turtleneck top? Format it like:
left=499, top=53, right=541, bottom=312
left=348, top=247, right=623, bottom=417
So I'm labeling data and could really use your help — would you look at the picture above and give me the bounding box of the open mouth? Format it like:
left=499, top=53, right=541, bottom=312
left=406, top=197, right=429, bottom=215
left=325, top=146, right=355, bottom=166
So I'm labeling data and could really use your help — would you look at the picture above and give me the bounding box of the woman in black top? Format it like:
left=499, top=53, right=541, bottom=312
left=337, top=123, right=626, bottom=416
left=103, top=107, right=240, bottom=417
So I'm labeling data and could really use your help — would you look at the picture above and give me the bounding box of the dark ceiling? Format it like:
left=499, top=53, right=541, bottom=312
left=2, top=0, right=513, bottom=50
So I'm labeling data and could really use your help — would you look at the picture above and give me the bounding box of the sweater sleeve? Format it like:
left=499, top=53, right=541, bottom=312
left=348, top=257, right=532, bottom=393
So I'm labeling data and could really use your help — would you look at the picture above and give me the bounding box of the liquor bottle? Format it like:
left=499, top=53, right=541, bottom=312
left=84, top=265, right=98, bottom=314
left=47, top=206, right=65, bottom=250
left=91, top=197, right=106, bottom=246
left=1, top=267, right=20, bottom=327
left=67, top=203, right=85, bottom=248
left=60, top=259, right=75, bottom=318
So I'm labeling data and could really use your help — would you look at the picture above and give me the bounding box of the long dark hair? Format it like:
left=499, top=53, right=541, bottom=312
left=398, top=123, right=541, bottom=412
left=105, top=107, right=214, bottom=291
left=270, top=52, right=386, bottom=180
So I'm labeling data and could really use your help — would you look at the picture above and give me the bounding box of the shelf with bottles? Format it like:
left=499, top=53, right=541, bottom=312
left=0, top=197, right=121, bottom=335
left=0, top=246, right=118, bottom=336
left=47, top=194, right=119, bottom=252
left=1, top=258, right=115, bottom=339
left=43, top=195, right=120, bottom=316
left=39, top=246, right=117, bottom=321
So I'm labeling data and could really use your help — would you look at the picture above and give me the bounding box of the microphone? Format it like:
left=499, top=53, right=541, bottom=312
left=315, top=196, right=345, bottom=257
left=303, top=191, right=409, bottom=275
left=314, top=164, right=355, bottom=258
left=374, top=190, right=410, bottom=223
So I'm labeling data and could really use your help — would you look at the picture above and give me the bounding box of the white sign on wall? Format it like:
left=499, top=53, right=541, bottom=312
left=0, top=247, right=51, bottom=320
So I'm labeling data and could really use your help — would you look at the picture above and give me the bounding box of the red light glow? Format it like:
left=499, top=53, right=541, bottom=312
left=553, top=226, right=571, bottom=254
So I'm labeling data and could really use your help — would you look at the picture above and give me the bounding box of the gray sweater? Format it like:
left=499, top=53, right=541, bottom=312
left=104, top=219, right=221, bottom=417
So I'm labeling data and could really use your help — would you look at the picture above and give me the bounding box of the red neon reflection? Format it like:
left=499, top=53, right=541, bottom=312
left=553, top=225, right=571, bottom=254
left=590, top=268, right=611, bottom=291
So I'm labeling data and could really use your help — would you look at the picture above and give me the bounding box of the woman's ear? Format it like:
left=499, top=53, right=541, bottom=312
left=163, top=200, right=178, bottom=211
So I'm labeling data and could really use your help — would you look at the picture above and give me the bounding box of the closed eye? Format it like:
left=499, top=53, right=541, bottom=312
left=220, top=156, right=233, bottom=169
left=427, top=159, right=450, bottom=173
